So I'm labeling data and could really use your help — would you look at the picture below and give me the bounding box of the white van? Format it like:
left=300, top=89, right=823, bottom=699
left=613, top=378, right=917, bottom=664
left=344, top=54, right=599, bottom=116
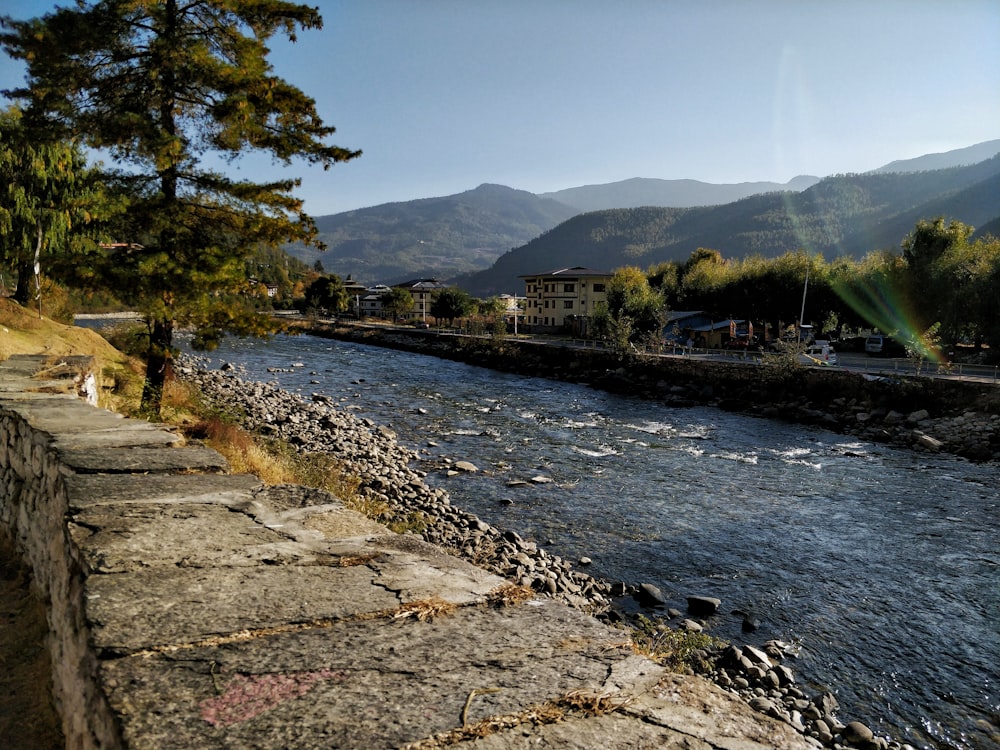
left=865, top=334, right=885, bottom=355
left=800, top=340, right=838, bottom=366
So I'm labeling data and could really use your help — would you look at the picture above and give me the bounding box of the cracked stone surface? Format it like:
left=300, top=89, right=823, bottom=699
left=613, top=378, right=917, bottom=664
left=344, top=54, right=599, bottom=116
left=75, top=480, right=814, bottom=749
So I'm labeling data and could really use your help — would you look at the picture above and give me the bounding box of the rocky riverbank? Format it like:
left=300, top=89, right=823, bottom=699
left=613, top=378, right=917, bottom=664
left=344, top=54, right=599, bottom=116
left=178, top=356, right=920, bottom=750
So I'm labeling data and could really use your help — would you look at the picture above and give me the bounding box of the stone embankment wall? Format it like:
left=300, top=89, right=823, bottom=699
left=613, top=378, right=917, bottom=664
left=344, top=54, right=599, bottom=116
left=0, top=353, right=819, bottom=749
left=301, top=322, right=1000, bottom=463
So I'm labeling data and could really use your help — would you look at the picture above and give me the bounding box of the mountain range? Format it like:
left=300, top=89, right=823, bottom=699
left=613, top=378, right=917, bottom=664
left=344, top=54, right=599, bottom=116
left=290, top=139, right=1000, bottom=295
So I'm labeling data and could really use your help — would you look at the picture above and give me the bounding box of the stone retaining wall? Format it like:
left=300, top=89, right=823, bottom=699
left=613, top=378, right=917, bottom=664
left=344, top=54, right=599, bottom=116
left=0, top=355, right=123, bottom=748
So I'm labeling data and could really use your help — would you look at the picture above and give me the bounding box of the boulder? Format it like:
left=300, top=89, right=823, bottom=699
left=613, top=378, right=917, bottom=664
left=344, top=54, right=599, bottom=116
left=636, top=582, right=666, bottom=607
left=686, top=595, right=721, bottom=616
left=742, top=644, right=773, bottom=668
left=841, top=720, right=874, bottom=745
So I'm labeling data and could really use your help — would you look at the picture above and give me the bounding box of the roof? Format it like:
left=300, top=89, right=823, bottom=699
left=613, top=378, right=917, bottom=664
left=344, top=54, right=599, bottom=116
left=691, top=319, right=746, bottom=333
left=519, top=266, right=612, bottom=279
left=393, top=278, right=447, bottom=291
left=664, top=311, right=708, bottom=323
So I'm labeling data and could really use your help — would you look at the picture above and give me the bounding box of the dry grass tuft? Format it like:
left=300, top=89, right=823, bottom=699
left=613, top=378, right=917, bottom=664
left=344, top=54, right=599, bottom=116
left=401, top=686, right=634, bottom=749
left=185, top=416, right=298, bottom=484
left=486, top=583, right=535, bottom=608
left=391, top=597, right=458, bottom=623
left=557, top=688, right=633, bottom=715
left=336, top=553, right=381, bottom=568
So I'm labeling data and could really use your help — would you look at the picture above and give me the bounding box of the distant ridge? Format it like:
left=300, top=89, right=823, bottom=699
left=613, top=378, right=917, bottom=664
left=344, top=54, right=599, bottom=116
left=539, top=175, right=820, bottom=213
left=872, top=139, right=1000, bottom=174
left=285, top=139, right=1000, bottom=288
left=300, top=184, right=578, bottom=286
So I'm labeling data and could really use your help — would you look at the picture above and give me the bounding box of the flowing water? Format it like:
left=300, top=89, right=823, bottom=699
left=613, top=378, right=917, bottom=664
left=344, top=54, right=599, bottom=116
left=191, top=333, right=999, bottom=749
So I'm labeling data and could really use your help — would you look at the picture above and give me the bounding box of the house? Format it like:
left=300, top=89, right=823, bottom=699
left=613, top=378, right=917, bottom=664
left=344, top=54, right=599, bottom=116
left=689, top=318, right=749, bottom=349
left=662, top=311, right=713, bottom=343
left=359, top=284, right=392, bottom=319
left=343, top=276, right=369, bottom=317
left=520, top=267, right=613, bottom=333
left=393, top=278, right=448, bottom=322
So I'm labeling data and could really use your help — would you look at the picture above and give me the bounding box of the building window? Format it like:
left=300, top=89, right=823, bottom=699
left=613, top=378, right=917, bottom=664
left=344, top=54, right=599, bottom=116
left=564, top=300, right=574, bottom=309
left=593, top=283, right=606, bottom=292
left=563, top=283, right=575, bottom=293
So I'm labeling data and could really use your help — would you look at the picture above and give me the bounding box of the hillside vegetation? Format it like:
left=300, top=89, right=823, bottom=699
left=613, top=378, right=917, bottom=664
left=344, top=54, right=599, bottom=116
left=295, top=184, right=579, bottom=284
left=462, top=156, right=1000, bottom=295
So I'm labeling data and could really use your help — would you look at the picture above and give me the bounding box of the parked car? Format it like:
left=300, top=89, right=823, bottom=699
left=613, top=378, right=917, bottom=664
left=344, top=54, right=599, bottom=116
left=865, top=334, right=885, bottom=355
left=799, top=341, right=838, bottom=366
left=865, top=334, right=906, bottom=356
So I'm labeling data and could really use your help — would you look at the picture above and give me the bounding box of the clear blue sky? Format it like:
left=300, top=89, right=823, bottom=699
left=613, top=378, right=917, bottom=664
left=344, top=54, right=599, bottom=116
left=3, top=0, right=999, bottom=216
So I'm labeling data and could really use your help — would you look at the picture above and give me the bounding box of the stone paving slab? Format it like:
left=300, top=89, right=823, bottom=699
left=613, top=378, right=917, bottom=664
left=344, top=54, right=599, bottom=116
left=64, top=472, right=264, bottom=510
left=98, top=599, right=636, bottom=749
left=0, top=354, right=99, bottom=401
left=84, top=534, right=511, bottom=653
left=70, top=502, right=302, bottom=573
left=58, top=444, right=230, bottom=473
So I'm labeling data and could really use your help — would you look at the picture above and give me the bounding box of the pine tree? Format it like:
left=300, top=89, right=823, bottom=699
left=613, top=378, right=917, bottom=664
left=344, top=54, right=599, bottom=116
left=1, top=1, right=360, bottom=415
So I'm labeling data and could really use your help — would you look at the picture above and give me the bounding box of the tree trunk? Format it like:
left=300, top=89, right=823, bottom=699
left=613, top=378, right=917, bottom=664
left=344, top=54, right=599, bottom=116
left=140, top=318, right=174, bottom=418
left=12, top=260, right=33, bottom=306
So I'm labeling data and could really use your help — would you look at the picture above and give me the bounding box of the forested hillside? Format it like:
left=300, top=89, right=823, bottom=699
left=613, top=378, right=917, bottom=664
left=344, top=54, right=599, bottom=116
left=288, top=184, right=577, bottom=284
left=459, top=156, right=1000, bottom=296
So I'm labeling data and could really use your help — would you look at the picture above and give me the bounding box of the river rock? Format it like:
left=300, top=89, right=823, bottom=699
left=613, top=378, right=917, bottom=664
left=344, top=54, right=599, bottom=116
left=842, top=720, right=874, bottom=745
left=687, top=595, right=721, bottom=616
left=636, top=582, right=666, bottom=606
left=453, top=460, right=479, bottom=472
left=742, top=644, right=773, bottom=668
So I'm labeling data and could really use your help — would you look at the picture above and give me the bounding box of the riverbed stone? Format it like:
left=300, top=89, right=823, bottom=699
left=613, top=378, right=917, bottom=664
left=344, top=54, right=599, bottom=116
left=687, top=595, right=722, bottom=616
left=842, top=720, right=875, bottom=745
left=636, top=582, right=666, bottom=606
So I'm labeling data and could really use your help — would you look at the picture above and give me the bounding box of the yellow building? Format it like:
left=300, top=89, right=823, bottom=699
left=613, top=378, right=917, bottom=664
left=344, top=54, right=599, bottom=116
left=520, top=266, right=612, bottom=332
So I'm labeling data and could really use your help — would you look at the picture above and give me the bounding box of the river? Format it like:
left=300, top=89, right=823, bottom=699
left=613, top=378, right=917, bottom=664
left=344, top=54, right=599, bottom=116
left=190, top=332, right=998, bottom=750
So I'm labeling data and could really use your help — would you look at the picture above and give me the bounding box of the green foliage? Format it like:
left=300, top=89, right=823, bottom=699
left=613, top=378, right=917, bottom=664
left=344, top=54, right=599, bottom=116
left=629, top=615, right=722, bottom=674
left=0, top=106, right=108, bottom=310
left=431, top=286, right=475, bottom=325
left=603, top=266, right=668, bottom=351
left=303, top=274, right=348, bottom=314
left=479, top=296, right=509, bottom=342
left=2, top=1, right=360, bottom=415
left=382, top=287, right=414, bottom=320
